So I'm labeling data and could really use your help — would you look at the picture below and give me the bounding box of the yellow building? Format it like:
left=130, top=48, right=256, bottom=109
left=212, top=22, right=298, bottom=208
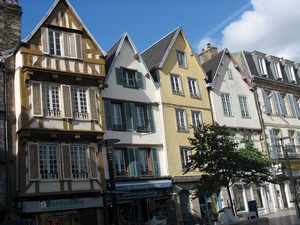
left=142, top=27, right=214, bottom=224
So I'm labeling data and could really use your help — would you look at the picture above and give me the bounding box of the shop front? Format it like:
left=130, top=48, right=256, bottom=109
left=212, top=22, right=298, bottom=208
left=21, top=197, right=104, bottom=225
left=106, top=179, right=175, bottom=225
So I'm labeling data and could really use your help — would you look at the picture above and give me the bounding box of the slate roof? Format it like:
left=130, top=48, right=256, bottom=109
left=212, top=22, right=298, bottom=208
left=202, top=49, right=225, bottom=83
left=141, top=27, right=179, bottom=71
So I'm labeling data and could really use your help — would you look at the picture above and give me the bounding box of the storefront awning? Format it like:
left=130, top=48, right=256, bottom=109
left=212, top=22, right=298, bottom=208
left=115, top=179, right=172, bottom=191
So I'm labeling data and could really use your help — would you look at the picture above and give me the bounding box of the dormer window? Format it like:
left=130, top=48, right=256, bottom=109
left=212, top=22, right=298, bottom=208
left=41, top=27, right=83, bottom=59
left=257, top=57, right=268, bottom=76
left=272, top=61, right=282, bottom=79
left=287, top=65, right=296, bottom=83
left=176, top=50, right=187, bottom=68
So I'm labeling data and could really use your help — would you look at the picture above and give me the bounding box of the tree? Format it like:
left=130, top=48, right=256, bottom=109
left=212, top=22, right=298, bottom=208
left=186, top=123, right=274, bottom=215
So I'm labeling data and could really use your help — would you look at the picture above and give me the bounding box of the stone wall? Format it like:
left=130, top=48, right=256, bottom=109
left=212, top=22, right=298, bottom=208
left=0, top=0, right=22, bottom=52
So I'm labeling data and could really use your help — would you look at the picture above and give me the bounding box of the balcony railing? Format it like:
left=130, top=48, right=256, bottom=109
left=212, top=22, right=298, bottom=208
left=269, top=145, right=300, bottom=159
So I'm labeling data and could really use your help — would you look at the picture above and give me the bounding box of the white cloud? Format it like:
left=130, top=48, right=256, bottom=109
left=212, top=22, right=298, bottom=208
left=198, top=0, right=300, bottom=62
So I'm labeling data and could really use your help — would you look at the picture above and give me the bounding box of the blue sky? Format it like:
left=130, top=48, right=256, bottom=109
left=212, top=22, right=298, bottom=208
left=19, top=0, right=300, bottom=61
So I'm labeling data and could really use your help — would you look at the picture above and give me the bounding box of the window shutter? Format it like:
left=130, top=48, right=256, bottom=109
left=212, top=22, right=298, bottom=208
left=125, top=103, right=133, bottom=130
left=136, top=71, right=144, bottom=89
left=66, top=33, right=76, bottom=58
left=288, top=94, right=300, bottom=117
left=261, top=89, right=272, bottom=114
left=89, top=89, right=98, bottom=121
left=62, top=33, right=70, bottom=57
left=62, top=85, right=72, bottom=118
left=89, top=146, right=98, bottom=179
left=76, top=34, right=83, bottom=59
left=297, top=131, right=300, bottom=145
left=151, top=148, right=160, bottom=176
left=128, top=148, right=137, bottom=177
left=62, top=145, right=72, bottom=180
left=131, top=103, right=137, bottom=130
left=32, top=83, right=43, bottom=117
left=273, top=91, right=287, bottom=116
left=103, top=100, right=112, bottom=130
left=134, top=148, right=141, bottom=176
left=115, top=68, right=123, bottom=85
left=41, top=27, right=49, bottom=54
left=147, top=105, right=156, bottom=133
left=28, top=143, right=39, bottom=180
left=269, top=129, right=280, bottom=154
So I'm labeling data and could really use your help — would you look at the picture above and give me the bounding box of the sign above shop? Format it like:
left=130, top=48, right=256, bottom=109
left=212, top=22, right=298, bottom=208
left=22, top=197, right=103, bottom=213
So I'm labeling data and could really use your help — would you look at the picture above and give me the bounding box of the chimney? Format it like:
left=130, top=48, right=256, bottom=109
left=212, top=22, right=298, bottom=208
left=0, top=0, right=22, bottom=52
left=197, top=43, right=218, bottom=64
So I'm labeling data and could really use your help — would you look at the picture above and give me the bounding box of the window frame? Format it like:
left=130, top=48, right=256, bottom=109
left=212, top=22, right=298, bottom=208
left=180, top=147, right=191, bottom=170
left=287, top=65, right=297, bottom=83
left=188, top=77, right=200, bottom=98
left=257, top=57, right=268, bottom=76
left=272, top=61, right=283, bottom=79
left=239, top=95, right=251, bottom=118
left=191, top=110, right=202, bottom=128
left=175, top=108, right=188, bottom=131
left=170, top=74, right=183, bottom=95
left=39, top=143, right=59, bottom=181
left=71, top=86, right=89, bottom=120
left=70, top=145, right=89, bottom=180
left=176, top=50, right=188, bottom=68
left=221, top=93, right=234, bottom=117
left=42, top=83, right=61, bottom=118
left=113, top=149, right=128, bottom=177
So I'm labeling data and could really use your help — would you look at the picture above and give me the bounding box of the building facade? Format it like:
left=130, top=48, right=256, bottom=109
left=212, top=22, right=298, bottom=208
left=200, top=46, right=274, bottom=216
left=233, top=50, right=300, bottom=212
left=142, top=27, right=214, bottom=224
left=10, top=0, right=107, bottom=224
left=102, top=33, right=172, bottom=225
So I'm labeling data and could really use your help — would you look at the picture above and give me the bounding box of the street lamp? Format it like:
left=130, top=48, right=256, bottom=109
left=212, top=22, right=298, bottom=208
left=98, top=138, right=120, bottom=225
left=278, top=137, right=300, bottom=218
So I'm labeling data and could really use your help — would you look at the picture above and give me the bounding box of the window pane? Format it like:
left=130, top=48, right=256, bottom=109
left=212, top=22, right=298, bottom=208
left=170, top=75, right=183, bottom=94
left=192, top=111, right=202, bottom=127
left=239, top=96, right=250, bottom=118
left=221, top=94, right=233, bottom=116
left=42, top=84, right=61, bottom=117
left=70, top=145, right=89, bottom=179
left=135, top=105, right=146, bottom=130
left=123, top=69, right=136, bottom=87
left=71, top=87, right=88, bottom=119
left=180, top=147, right=191, bottom=169
left=111, top=103, right=123, bottom=128
left=176, top=109, right=187, bottom=131
left=139, top=149, right=150, bottom=175
left=113, top=149, right=127, bottom=177
left=188, top=78, right=200, bottom=98
left=177, top=51, right=187, bottom=68
left=39, top=144, right=58, bottom=180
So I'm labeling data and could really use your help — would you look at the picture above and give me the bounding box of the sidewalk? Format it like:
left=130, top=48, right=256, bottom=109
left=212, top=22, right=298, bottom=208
left=261, top=208, right=300, bottom=225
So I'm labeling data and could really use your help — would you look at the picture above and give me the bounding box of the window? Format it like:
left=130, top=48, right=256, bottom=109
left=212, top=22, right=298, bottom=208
left=104, top=101, right=156, bottom=132
left=139, top=149, right=151, bottom=175
left=115, top=68, right=144, bottom=89
left=221, top=93, right=233, bottom=116
left=287, top=94, right=300, bottom=117
left=49, top=30, right=61, bottom=56
left=191, top=111, right=202, bottom=128
left=176, top=109, right=187, bottom=131
left=269, top=129, right=281, bottom=157
left=271, top=91, right=287, bottom=116
left=227, top=68, right=233, bottom=80
left=170, top=74, right=183, bottom=95
left=111, top=103, right=123, bottom=129
left=188, top=78, right=200, bottom=98
left=71, top=87, right=88, bottom=119
left=180, top=147, right=191, bottom=169
left=113, top=149, right=127, bottom=177
left=41, top=27, right=82, bottom=59
left=261, top=89, right=272, bottom=115
left=239, top=96, right=251, bottom=118
left=70, top=145, right=89, bottom=179
left=272, top=61, right=282, bottom=79
left=32, top=82, right=97, bottom=120
left=176, top=50, right=187, bottom=68
left=257, top=57, right=268, bottom=75
left=42, top=84, right=61, bottom=117
left=287, top=65, right=296, bottom=83
left=39, top=144, right=59, bottom=180
left=135, top=105, right=147, bottom=131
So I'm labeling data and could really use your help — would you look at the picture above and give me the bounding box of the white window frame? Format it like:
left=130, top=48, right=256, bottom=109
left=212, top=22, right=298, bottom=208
left=111, top=103, right=123, bottom=129
left=239, top=96, right=251, bottom=118
left=170, top=74, right=183, bottom=95
left=180, top=147, right=191, bottom=169
left=227, top=68, right=234, bottom=80
left=139, top=149, right=150, bottom=175
left=70, top=145, right=89, bottom=180
left=258, top=57, right=268, bottom=75
left=71, top=87, right=89, bottom=120
left=49, top=29, right=62, bottom=56
left=287, top=65, right=296, bottom=83
left=188, top=78, right=200, bottom=98
left=113, top=149, right=126, bottom=176
left=39, top=144, right=59, bottom=180
left=272, top=61, right=282, bottom=79
left=176, top=108, right=187, bottom=131
left=191, top=111, right=202, bottom=127
left=135, top=105, right=146, bottom=130
left=42, top=84, right=61, bottom=118
left=122, top=69, right=136, bottom=87
left=221, top=93, right=234, bottom=116
left=176, top=50, right=187, bottom=68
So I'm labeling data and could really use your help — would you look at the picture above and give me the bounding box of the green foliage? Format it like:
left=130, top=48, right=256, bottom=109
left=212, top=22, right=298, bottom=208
left=186, top=123, right=275, bottom=197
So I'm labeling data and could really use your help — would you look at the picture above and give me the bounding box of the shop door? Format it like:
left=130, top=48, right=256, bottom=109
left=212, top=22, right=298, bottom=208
left=80, top=209, right=97, bottom=225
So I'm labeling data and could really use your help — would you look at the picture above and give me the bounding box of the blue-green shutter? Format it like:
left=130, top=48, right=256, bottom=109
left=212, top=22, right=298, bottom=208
left=128, top=148, right=138, bottom=177
left=151, top=148, right=160, bottom=176
left=115, top=68, right=123, bottom=85
left=134, top=148, right=141, bottom=176
left=136, top=71, right=144, bottom=89
left=125, top=103, right=133, bottom=130
left=147, top=105, right=156, bottom=133
left=104, top=100, right=112, bottom=130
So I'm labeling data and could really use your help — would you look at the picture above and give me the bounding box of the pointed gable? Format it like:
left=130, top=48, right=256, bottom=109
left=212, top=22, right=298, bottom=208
left=202, top=49, right=225, bottom=83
